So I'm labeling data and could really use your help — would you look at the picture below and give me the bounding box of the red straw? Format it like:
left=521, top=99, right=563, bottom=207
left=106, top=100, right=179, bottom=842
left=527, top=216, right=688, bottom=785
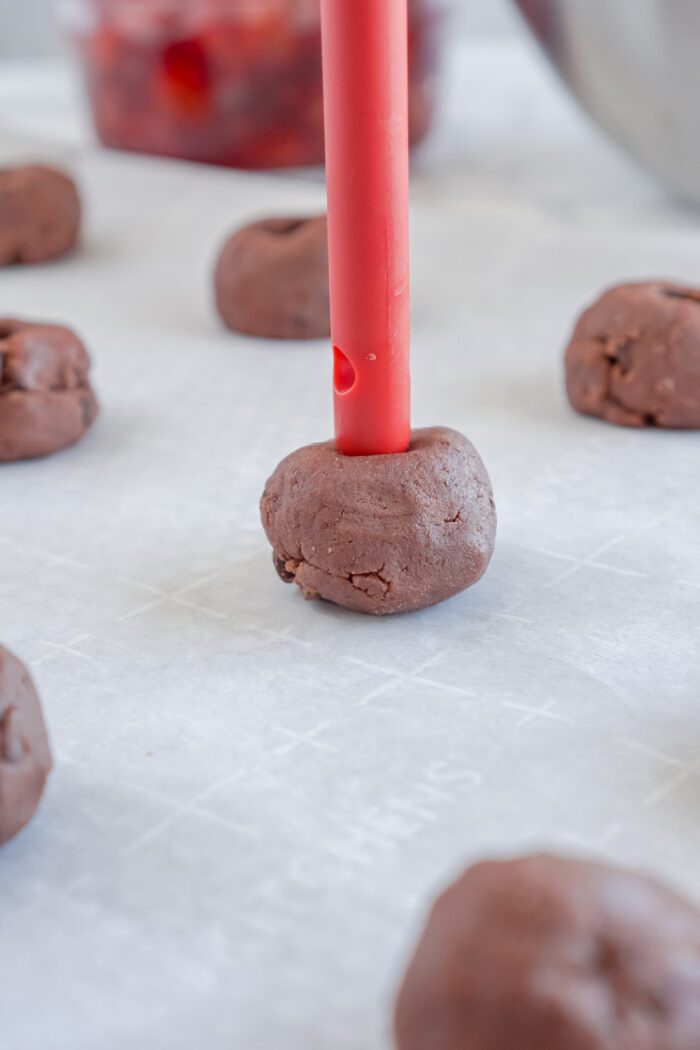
left=321, top=0, right=411, bottom=456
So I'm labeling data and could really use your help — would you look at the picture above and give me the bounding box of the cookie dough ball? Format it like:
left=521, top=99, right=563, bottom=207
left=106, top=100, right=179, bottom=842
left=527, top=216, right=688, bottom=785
left=566, top=281, right=700, bottom=427
left=0, top=165, right=81, bottom=265
left=261, top=426, right=496, bottom=616
left=0, top=646, right=52, bottom=846
left=214, top=215, right=330, bottom=339
left=395, top=854, right=700, bottom=1050
left=0, top=319, right=98, bottom=462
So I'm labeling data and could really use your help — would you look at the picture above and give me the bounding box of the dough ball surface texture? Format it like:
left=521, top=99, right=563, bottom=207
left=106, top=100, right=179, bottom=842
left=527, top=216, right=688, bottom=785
left=395, top=854, right=700, bottom=1050
left=0, top=318, right=98, bottom=462
left=0, top=646, right=52, bottom=846
left=566, top=281, right=700, bottom=427
left=0, top=164, right=81, bottom=265
left=214, top=215, right=330, bottom=339
left=260, top=426, right=496, bottom=616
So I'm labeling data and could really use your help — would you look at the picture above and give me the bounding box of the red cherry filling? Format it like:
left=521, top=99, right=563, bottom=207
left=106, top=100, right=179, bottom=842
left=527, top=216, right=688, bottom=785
left=75, top=2, right=444, bottom=168
left=160, top=38, right=212, bottom=115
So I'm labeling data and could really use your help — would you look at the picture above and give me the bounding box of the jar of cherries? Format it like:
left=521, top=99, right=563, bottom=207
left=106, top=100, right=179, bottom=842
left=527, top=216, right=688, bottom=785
left=61, top=0, right=449, bottom=169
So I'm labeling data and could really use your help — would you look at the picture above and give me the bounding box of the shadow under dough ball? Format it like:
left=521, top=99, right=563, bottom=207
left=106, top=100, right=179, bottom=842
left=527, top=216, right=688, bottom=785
left=261, top=427, right=496, bottom=616
left=0, top=319, right=98, bottom=462
left=214, top=215, right=330, bottom=339
left=0, top=646, right=52, bottom=846
left=566, top=281, right=700, bottom=427
left=0, top=164, right=81, bottom=265
left=395, top=854, right=700, bottom=1050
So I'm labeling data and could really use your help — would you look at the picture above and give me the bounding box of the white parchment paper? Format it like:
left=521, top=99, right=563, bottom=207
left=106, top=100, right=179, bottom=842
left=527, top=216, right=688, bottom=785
left=0, top=38, right=699, bottom=1050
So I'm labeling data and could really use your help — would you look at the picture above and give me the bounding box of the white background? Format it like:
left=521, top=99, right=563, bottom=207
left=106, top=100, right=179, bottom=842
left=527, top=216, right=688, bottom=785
left=4, top=4, right=700, bottom=1050
left=3, top=40, right=700, bottom=1045
left=1, top=0, right=518, bottom=58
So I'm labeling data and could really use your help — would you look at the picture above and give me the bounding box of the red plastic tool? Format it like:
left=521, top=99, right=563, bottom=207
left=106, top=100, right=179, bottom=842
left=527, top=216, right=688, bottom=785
left=321, top=0, right=411, bottom=456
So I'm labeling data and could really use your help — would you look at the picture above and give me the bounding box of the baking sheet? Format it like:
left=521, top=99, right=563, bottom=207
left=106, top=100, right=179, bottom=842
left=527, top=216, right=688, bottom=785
left=1, top=40, right=700, bottom=1050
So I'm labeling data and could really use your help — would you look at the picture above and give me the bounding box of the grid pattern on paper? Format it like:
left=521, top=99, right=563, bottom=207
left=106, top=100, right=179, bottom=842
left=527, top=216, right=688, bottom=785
left=1, top=48, right=700, bottom=1050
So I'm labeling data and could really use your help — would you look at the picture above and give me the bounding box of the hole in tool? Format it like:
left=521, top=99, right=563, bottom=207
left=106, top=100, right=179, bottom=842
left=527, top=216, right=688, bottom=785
left=334, top=346, right=356, bottom=394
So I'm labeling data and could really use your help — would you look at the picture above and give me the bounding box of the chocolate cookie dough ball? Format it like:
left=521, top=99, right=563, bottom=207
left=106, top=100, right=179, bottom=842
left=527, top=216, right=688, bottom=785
left=261, top=426, right=496, bottom=616
left=395, top=854, right=700, bottom=1050
left=0, top=165, right=81, bottom=265
left=566, top=281, right=700, bottom=427
left=0, top=646, right=52, bottom=845
left=0, top=319, right=98, bottom=462
left=214, top=215, right=330, bottom=339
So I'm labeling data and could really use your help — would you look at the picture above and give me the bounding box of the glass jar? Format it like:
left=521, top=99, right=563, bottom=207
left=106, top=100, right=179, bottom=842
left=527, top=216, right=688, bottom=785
left=60, top=0, right=449, bottom=169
